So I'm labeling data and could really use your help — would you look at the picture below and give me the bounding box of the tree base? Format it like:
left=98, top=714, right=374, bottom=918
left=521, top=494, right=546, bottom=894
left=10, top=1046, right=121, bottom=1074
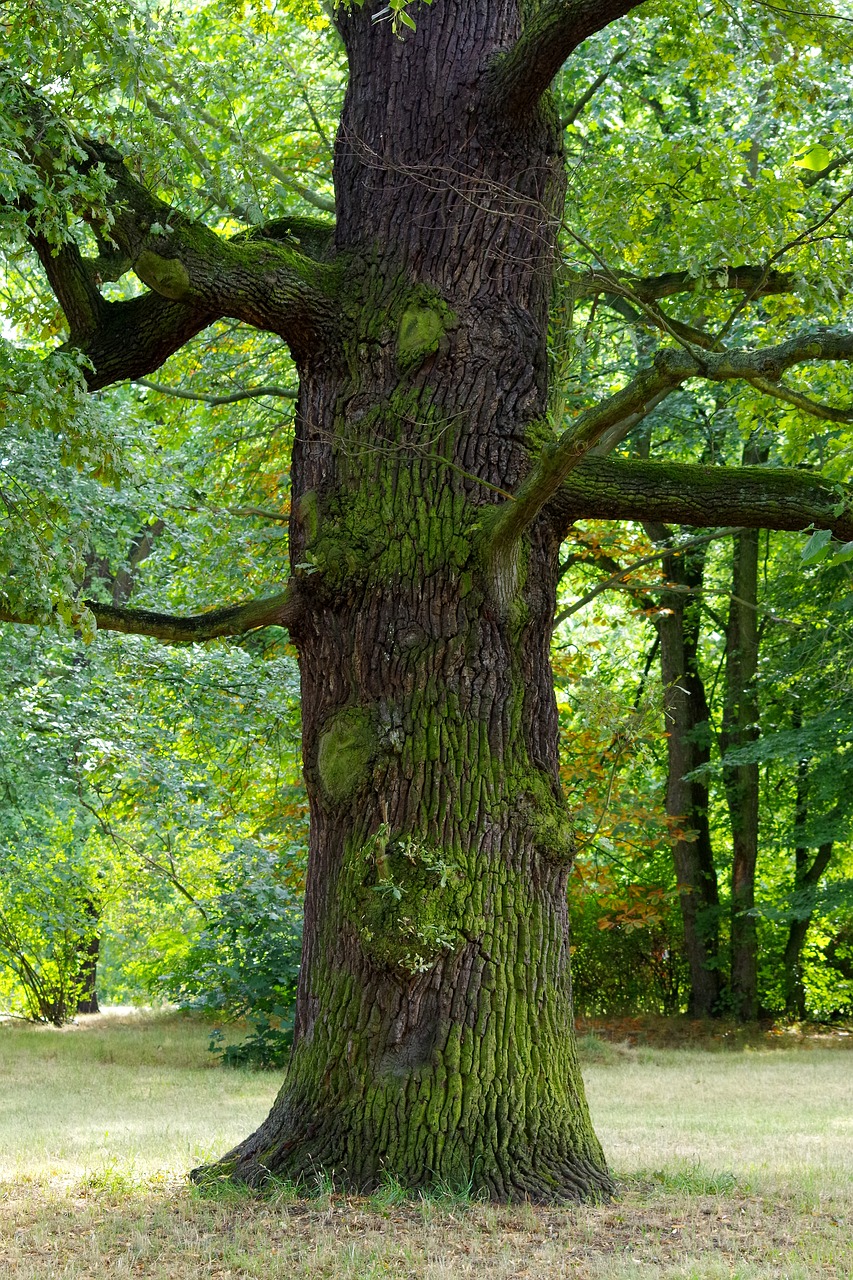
left=190, top=1100, right=614, bottom=1204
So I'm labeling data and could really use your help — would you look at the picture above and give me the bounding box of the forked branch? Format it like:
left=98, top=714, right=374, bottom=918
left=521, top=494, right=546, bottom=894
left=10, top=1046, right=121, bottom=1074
left=6, top=75, right=337, bottom=385
left=494, top=0, right=648, bottom=116
left=486, top=328, right=853, bottom=556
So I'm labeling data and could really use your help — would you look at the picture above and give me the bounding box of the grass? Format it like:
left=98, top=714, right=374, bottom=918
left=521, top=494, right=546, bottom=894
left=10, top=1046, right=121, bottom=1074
left=1, top=1012, right=851, bottom=1278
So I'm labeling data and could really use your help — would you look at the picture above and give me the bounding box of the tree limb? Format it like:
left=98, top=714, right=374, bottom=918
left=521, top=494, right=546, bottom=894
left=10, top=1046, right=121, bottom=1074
left=0, top=584, right=304, bottom=643
left=78, top=140, right=335, bottom=358
left=562, top=46, right=628, bottom=128
left=153, top=63, right=336, bottom=214
left=143, top=92, right=251, bottom=221
left=493, top=0, right=648, bottom=117
left=486, top=328, right=853, bottom=555
left=547, top=456, right=853, bottom=542
left=78, top=292, right=220, bottom=391
left=569, top=263, right=795, bottom=305
left=744, top=375, right=853, bottom=423
left=26, top=231, right=219, bottom=387
left=553, top=527, right=743, bottom=623
left=6, top=78, right=338, bottom=379
left=135, top=378, right=298, bottom=404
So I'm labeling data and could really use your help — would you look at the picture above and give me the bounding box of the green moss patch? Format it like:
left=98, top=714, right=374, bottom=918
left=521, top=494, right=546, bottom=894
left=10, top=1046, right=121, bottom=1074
left=317, top=708, right=378, bottom=803
left=396, top=286, right=456, bottom=372
left=341, top=828, right=465, bottom=974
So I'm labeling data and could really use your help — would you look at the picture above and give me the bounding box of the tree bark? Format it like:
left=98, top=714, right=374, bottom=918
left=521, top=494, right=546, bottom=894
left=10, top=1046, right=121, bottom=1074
left=782, top=750, right=836, bottom=1017
left=646, top=527, right=721, bottom=1018
left=22, top=0, right=853, bottom=1204
left=75, top=928, right=100, bottom=1015
left=202, top=3, right=610, bottom=1201
left=720, top=527, right=760, bottom=1021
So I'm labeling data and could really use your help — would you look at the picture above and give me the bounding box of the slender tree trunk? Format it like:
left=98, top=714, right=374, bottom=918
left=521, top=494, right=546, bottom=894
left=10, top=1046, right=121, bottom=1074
left=782, top=750, right=836, bottom=1017
left=647, top=526, right=721, bottom=1018
left=782, top=841, right=833, bottom=1019
left=75, top=901, right=100, bottom=1015
left=209, top=4, right=610, bottom=1200
left=720, top=528, right=760, bottom=1020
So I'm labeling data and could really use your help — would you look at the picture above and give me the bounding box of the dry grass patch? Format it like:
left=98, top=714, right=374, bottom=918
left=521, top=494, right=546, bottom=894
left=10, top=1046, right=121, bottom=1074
left=1, top=1012, right=851, bottom=1278
left=1, top=1179, right=850, bottom=1279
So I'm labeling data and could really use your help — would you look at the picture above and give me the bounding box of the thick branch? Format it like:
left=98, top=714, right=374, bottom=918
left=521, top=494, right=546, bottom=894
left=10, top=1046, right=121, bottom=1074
left=570, top=264, right=795, bottom=305
left=6, top=77, right=337, bottom=375
left=78, top=293, right=220, bottom=391
left=29, top=233, right=103, bottom=341
left=494, top=0, right=648, bottom=116
left=82, top=141, right=334, bottom=357
left=235, top=216, right=336, bottom=262
left=0, top=585, right=303, bottom=643
left=488, top=327, right=853, bottom=555
left=135, top=379, right=297, bottom=404
left=30, top=232, right=218, bottom=389
left=547, top=456, right=853, bottom=542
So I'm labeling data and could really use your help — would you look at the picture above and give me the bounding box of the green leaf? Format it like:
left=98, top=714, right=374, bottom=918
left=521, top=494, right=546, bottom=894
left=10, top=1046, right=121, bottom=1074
left=793, top=143, right=832, bottom=172
left=831, top=540, right=853, bottom=565
left=801, top=528, right=833, bottom=566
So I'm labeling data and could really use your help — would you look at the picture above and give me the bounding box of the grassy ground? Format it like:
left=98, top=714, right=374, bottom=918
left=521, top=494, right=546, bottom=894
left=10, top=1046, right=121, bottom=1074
left=0, top=1012, right=851, bottom=1278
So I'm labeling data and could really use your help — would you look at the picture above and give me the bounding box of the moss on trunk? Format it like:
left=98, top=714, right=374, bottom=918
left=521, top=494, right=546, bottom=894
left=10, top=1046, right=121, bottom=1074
left=198, top=0, right=611, bottom=1203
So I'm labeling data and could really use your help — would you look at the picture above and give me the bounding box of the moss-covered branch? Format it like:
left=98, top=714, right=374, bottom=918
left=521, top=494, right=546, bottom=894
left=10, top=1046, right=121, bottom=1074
left=570, top=264, right=794, bottom=305
left=486, top=329, right=853, bottom=556
left=0, top=585, right=304, bottom=643
left=80, top=140, right=335, bottom=358
left=547, top=456, right=853, bottom=542
left=6, top=76, right=338, bottom=382
left=492, top=0, right=648, bottom=116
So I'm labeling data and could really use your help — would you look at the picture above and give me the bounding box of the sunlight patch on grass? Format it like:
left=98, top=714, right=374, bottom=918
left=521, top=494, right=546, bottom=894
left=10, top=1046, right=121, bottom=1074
left=0, top=1012, right=278, bottom=1182
left=583, top=1043, right=853, bottom=1202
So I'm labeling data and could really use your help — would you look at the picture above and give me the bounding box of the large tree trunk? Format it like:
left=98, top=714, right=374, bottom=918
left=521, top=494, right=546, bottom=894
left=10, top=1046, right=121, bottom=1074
left=211, top=5, right=609, bottom=1200
left=646, top=527, right=721, bottom=1018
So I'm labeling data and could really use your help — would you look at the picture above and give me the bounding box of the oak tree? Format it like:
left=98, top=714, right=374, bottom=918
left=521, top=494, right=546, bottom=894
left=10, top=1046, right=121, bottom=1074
left=3, top=0, right=853, bottom=1199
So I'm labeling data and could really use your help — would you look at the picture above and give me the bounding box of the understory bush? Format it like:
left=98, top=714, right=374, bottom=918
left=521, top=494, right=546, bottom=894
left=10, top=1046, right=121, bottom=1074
left=156, top=841, right=303, bottom=1068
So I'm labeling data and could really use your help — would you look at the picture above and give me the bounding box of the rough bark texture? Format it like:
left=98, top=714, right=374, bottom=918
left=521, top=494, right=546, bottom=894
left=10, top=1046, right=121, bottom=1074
left=207, top=3, right=610, bottom=1201
left=646, top=527, right=721, bottom=1018
left=720, top=528, right=760, bottom=1021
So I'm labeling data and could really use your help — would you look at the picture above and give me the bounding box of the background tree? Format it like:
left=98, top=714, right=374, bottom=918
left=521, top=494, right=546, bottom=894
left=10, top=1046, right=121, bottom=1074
left=3, top=0, right=853, bottom=1201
